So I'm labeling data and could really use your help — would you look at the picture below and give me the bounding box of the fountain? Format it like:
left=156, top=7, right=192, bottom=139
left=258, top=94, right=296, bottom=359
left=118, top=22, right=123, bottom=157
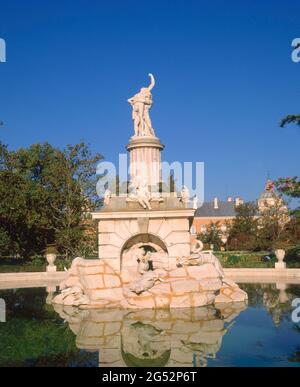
left=52, top=74, right=248, bottom=309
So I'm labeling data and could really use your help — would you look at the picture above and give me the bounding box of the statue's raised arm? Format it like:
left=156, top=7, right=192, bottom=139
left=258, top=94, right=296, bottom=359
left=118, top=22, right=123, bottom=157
left=147, top=73, right=155, bottom=91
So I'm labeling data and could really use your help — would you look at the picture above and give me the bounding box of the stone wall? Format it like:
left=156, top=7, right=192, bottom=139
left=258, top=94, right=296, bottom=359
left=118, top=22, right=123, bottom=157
left=96, top=212, right=193, bottom=272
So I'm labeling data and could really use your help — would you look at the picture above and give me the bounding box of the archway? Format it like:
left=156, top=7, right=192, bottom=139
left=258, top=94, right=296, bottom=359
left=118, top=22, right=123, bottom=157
left=121, top=233, right=169, bottom=278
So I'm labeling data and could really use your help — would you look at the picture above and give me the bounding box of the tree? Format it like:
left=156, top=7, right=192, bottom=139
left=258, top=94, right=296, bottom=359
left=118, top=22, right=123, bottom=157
left=0, top=142, right=103, bottom=259
left=197, top=222, right=222, bottom=250
left=275, top=176, right=300, bottom=217
left=227, top=202, right=259, bottom=251
left=275, top=177, right=300, bottom=199
left=276, top=113, right=300, bottom=215
left=257, top=195, right=290, bottom=250
left=280, top=115, right=300, bottom=127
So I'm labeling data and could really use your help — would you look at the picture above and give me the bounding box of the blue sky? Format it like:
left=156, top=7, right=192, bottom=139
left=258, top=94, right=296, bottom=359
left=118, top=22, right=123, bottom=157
left=0, top=0, right=299, bottom=202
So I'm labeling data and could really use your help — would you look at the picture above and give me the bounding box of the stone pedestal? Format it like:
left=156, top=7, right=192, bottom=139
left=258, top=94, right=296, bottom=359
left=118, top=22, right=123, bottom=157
left=275, top=262, right=286, bottom=269
left=92, top=209, right=194, bottom=273
left=126, top=136, right=164, bottom=191
left=46, top=265, right=57, bottom=272
left=46, top=252, right=57, bottom=272
left=275, top=249, right=286, bottom=269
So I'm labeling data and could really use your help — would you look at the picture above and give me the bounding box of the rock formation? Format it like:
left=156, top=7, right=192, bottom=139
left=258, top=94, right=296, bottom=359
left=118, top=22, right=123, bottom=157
left=52, top=252, right=248, bottom=309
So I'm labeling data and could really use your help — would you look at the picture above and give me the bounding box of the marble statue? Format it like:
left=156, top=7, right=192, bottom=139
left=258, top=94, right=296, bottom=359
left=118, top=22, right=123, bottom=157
left=129, top=271, right=162, bottom=295
left=193, top=195, right=198, bottom=209
left=103, top=189, right=111, bottom=205
left=128, top=73, right=156, bottom=137
left=128, top=178, right=152, bottom=210
left=52, top=254, right=248, bottom=308
left=177, top=240, right=224, bottom=278
left=137, top=248, right=151, bottom=274
left=181, top=185, right=190, bottom=204
left=52, top=74, right=248, bottom=311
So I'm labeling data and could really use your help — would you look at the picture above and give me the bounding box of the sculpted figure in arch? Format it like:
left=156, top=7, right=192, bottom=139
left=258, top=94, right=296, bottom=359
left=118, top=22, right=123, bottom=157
left=128, top=178, right=152, bottom=210
left=128, top=73, right=156, bottom=137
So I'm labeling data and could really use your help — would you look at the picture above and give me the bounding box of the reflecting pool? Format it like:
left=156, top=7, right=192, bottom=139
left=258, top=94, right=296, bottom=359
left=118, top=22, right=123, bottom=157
left=0, top=283, right=299, bottom=367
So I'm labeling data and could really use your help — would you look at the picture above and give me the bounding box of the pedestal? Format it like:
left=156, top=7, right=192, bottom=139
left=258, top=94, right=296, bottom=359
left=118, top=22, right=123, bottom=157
left=47, top=265, right=57, bottom=272
left=126, top=136, right=164, bottom=191
left=275, top=262, right=286, bottom=269
left=92, top=208, right=195, bottom=273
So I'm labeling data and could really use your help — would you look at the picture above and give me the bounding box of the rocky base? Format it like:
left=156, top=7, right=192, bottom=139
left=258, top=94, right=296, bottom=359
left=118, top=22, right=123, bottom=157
left=52, top=257, right=248, bottom=309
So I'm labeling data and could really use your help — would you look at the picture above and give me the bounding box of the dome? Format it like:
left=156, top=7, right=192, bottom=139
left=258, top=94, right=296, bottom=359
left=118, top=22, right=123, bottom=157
left=259, top=191, right=275, bottom=199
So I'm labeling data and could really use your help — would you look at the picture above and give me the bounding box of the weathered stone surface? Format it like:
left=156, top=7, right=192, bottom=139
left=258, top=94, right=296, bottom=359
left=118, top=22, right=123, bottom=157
left=170, top=294, right=191, bottom=308
left=190, top=291, right=215, bottom=307
left=165, top=231, right=191, bottom=245
left=60, top=275, right=80, bottom=290
left=198, top=278, right=222, bottom=292
left=153, top=295, right=170, bottom=308
left=99, top=245, right=120, bottom=259
left=149, top=282, right=171, bottom=295
left=103, top=274, right=121, bottom=288
left=148, top=219, right=163, bottom=234
left=170, top=279, right=199, bottom=295
left=99, top=220, right=115, bottom=233
left=215, top=286, right=248, bottom=304
left=126, top=295, right=156, bottom=309
left=89, top=288, right=124, bottom=302
left=81, top=275, right=104, bottom=290
left=168, top=243, right=191, bottom=258
left=53, top=255, right=247, bottom=309
left=168, top=267, right=187, bottom=278
left=186, top=264, right=220, bottom=280
left=120, top=269, right=139, bottom=284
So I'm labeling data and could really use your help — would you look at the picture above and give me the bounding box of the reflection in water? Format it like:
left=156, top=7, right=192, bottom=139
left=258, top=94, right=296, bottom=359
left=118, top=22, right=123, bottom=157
left=52, top=303, right=247, bottom=367
left=240, top=283, right=300, bottom=327
left=1, top=284, right=299, bottom=367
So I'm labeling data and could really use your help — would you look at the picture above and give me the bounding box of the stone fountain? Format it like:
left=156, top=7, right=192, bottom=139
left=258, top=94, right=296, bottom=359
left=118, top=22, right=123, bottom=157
left=52, top=74, right=247, bottom=309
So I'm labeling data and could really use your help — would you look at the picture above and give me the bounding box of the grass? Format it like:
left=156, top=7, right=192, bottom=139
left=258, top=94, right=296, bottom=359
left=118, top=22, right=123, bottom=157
left=215, top=251, right=300, bottom=268
left=0, top=256, right=69, bottom=273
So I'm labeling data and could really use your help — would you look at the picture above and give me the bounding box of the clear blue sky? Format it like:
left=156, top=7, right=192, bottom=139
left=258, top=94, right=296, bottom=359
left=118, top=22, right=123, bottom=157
left=0, top=0, right=299, bottom=202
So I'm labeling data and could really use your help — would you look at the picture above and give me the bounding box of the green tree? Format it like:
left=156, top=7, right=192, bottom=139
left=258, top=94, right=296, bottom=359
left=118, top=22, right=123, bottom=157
left=277, top=113, right=300, bottom=214
left=227, top=202, right=259, bottom=251
left=275, top=176, right=300, bottom=217
left=280, top=115, right=300, bottom=127
left=257, top=196, right=290, bottom=250
left=198, top=222, right=222, bottom=250
left=0, top=142, right=102, bottom=259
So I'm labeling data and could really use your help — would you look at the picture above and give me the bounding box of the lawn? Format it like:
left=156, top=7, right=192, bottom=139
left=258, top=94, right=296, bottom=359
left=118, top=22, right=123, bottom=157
left=215, top=250, right=300, bottom=268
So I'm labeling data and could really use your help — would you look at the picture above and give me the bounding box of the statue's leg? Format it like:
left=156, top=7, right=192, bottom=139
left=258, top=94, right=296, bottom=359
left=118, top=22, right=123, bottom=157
left=138, top=199, right=147, bottom=209
left=144, top=109, right=154, bottom=136
left=137, top=102, right=145, bottom=135
left=134, top=115, right=140, bottom=136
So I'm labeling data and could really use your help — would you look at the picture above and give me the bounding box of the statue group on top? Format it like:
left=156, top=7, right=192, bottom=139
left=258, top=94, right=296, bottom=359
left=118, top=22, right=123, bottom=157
left=128, top=73, right=156, bottom=137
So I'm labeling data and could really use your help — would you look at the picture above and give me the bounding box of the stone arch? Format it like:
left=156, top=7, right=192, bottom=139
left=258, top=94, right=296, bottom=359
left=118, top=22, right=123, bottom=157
left=120, top=233, right=169, bottom=274
left=121, top=233, right=168, bottom=255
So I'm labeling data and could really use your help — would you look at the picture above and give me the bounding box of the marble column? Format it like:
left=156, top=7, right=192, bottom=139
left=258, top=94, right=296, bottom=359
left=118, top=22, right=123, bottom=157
left=126, top=136, right=164, bottom=192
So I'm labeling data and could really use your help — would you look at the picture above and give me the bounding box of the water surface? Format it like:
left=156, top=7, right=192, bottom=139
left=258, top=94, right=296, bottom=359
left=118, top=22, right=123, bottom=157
left=0, top=284, right=299, bottom=367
